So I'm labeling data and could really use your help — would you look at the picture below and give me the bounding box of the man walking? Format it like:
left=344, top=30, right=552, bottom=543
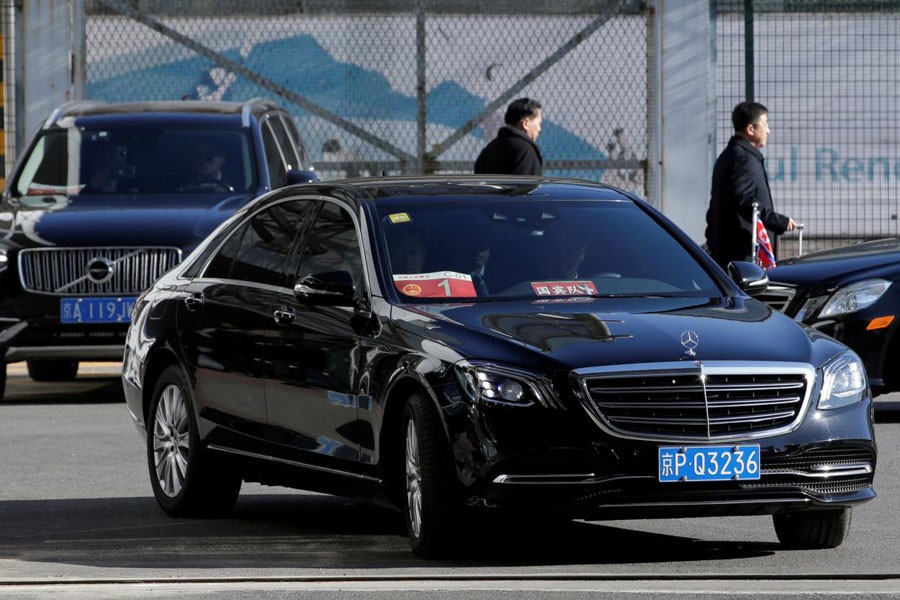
left=705, top=101, right=795, bottom=269
left=474, top=98, right=544, bottom=176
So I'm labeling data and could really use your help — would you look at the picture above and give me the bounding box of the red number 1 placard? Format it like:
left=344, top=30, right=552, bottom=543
left=394, top=272, right=478, bottom=298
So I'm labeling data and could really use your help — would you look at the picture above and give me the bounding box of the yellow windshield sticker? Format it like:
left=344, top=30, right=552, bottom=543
left=389, top=212, right=411, bottom=224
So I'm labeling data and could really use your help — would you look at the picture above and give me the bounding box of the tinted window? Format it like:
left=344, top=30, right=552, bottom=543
left=377, top=198, right=719, bottom=300
left=204, top=200, right=313, bottom=285
left=261, top=120, right=287, bottom=189
left=281, top=115, right=310, bottom=169
left=269, top=114, right=301, bottom=171
left=14, top=127, right=255, bottom=196
left=296, top=202, right=363, bottom=287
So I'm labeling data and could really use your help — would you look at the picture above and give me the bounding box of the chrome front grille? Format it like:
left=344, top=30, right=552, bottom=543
left=757, top=284, right=796, bottom=312
left=18, top=247, right=182, bottom=295
left=576, top=362, right=813, bottom=441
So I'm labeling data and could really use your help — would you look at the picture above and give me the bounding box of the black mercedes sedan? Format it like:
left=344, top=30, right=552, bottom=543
left=122, top=176, right=875, bottom=558
left=761, top=239, right=900, bottom=397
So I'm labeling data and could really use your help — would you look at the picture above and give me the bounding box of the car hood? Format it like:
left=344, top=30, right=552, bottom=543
left=0, top=192, right=253, bottom=250
left=392, top=295, right=836, bottom=372
left=770, top=238, right=900, bottom=287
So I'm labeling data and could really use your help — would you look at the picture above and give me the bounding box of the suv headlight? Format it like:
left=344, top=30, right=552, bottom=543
left=818, top=351, right=867, bottom=410
left=456, top=362, right=563, bottom=409
left=818, top=278, right=891, bottom=319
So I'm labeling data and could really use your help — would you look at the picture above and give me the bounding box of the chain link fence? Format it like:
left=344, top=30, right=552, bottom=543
left=84, top=0, right=650, bottom=196
left=715, top=0, right=900, bottom=256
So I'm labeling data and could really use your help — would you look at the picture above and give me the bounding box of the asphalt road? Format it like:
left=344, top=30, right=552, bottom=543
left=1, top=362, right=899, bottom=599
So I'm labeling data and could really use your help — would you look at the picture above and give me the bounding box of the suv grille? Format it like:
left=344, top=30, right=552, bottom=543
left=18, top=247, right=181, bottom=295
left=577, top=363, right=812, bottom=441
left=757, top=284, right=796, bottom=312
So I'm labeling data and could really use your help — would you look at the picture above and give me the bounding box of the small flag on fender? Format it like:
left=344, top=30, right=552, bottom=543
left=756, top=220, right=776, bottom=270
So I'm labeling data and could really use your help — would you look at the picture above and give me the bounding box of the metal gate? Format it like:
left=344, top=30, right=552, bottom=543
left=83, top=0, right=651, bottom=195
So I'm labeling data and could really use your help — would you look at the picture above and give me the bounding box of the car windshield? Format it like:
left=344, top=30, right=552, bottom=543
left=14, top=126, right=256, bottom=196
left=378, top=197, right=720, bottom=301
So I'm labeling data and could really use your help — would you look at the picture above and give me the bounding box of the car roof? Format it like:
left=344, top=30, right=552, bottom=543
left=301, top=175, right=634, bottom=204
left=42, top=98, right=283, bottom=129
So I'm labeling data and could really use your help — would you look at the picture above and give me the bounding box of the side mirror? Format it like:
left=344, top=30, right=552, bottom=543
left=727, top=261, right=769, bottom=296
left=294, top=270, right=355, bottom=306
left=286, top=169, right=320, bottom=185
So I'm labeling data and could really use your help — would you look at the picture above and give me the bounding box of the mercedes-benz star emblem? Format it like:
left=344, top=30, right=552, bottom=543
left=680, top=330, right=699, bottom=357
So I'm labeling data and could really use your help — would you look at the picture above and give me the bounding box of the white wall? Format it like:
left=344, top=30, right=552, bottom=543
left=17, top=0, right=84, bottom=151
left=656, top=0, right=713, bottom=244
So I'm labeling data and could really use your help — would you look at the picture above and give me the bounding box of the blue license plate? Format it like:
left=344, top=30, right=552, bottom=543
left=658, top=445, right=761, bottom=482
left=60, top=297, right=137, bottom=324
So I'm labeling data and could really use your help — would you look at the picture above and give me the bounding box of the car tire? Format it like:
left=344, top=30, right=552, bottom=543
left=773, top=507, right=852, bottom=549
left=27, top=359, right=79, bottom=382
left=402, top=391, right=459, bottom=558
left=147, top=364, right=241, bottom=517
left=0, top=363, right=6, bottom=400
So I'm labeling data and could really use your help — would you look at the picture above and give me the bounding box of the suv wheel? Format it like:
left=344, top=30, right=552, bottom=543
left=148, top=365, right=241, bottom=517
left=27, top=360, right=79, bottom=382
left=773, top=507, right=852, bottom=549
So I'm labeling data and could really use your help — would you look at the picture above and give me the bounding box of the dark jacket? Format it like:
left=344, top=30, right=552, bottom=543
left=474, top=125, right=543, bottom=175
left=705, top=135, right=791, bottom=268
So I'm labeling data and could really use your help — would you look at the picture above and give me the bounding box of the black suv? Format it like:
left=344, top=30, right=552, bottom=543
left=0, top=99, right=317, bottom=397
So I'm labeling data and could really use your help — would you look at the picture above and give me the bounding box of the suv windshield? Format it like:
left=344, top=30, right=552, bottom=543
left=378, top=198, right=720, bottom=300
left=14, top=126, right=256, bottom=196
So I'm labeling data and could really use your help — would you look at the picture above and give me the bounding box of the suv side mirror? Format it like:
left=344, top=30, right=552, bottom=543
left=286, top=169, right=320, bottom=185
left=727, top=261, right=769, bottom=296
left=294, top=270, right=355, bottom=306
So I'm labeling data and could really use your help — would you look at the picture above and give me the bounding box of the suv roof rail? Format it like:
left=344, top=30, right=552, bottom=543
left=43, top=100, right=108, bottom=129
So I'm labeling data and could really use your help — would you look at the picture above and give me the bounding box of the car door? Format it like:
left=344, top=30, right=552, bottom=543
left=264, top=199, right=368, bottom=468
left=177, top=199, right=312, bottom=442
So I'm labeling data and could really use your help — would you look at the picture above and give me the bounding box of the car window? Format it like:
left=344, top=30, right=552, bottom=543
left=281, top=115, right=311, bottom=170
left=203, top=199, right=314, bottom=285
left=296, top=202, right=363, bottom=288
left=261, top=119, right=288, bottom=189
left=378, top=198, right=719, bottom=301
left=13, top=127, right=256, bottom=196
left=268, top=113, right=302, bottom=171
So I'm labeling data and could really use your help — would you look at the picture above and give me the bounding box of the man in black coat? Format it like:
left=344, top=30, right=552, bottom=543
left=474, top=98, right=544, bottom=175
left=705, top=101, right=796, bottom=269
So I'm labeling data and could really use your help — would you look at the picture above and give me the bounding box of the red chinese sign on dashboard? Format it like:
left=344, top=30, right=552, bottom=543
left=530, top=280, right=599, bottom=297
left=394, top=272, right=478, bottom=298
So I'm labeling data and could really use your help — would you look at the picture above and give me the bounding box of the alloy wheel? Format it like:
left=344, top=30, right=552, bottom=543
left=405, top=418, right=423, bottom=539
left=152, top=383, right=190, bottom=498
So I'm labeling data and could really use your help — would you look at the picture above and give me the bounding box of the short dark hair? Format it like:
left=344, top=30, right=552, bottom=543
left=732, top=101, right=768, bottom=132
left=504, top=98, right=542, bottom=126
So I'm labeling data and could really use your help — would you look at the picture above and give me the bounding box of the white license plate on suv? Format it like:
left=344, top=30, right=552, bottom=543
left=60, top=297, right=136, bottom=324
left=658, top=445, right=761, bottom=482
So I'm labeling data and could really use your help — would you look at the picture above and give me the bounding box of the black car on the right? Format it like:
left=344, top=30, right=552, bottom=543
left=762, top=238, right=900, bottom=397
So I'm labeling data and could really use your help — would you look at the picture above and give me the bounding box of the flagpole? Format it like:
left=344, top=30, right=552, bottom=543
left=751, top=202, right=759, bottom=265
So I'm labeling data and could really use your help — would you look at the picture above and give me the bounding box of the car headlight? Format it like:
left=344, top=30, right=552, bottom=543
left=0, top=248, right=7, bottom=273
left=818, top=351, right=867, bottom=410
left=817, top=278, right=891, bottom=319
left=456, top=362, right=563, bottom=409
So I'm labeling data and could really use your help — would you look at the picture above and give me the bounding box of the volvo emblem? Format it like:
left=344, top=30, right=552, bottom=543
left=86, top=257, right=115, bottom=285
left=680, top=330, right=699, bottom=357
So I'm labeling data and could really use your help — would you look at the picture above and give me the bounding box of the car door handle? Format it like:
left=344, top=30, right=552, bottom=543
left=183, top=293, right=204, bottom=311
left=273, top=306, right=296, bottom=325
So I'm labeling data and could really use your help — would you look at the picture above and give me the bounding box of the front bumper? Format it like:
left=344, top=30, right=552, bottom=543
left=440, top=370, right=877, bottom=519
left=0, top=312, right=129, bottom=364
left=477, top=442, right=875, bottom=519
